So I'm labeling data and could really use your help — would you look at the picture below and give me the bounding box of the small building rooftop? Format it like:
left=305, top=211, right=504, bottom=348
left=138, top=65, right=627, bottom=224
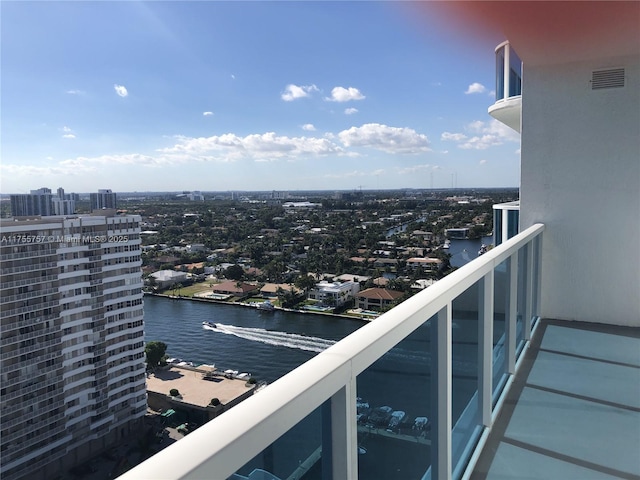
left=147, top=366, right=254, bottom=408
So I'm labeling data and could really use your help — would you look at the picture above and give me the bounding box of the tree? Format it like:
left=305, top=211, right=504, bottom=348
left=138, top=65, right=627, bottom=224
left=294, top=274, right=317, bottom=293
left=145, top=341, right=167, bottom=370
left=225, top=264, right=244, bottom=281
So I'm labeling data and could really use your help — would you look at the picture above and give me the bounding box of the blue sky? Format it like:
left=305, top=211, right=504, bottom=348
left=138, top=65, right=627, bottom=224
left=1, top=1, right=520, bottom=194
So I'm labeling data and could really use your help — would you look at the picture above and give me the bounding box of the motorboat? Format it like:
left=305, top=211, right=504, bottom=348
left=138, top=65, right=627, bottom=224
left=387, top=410, right=406, bottom=431
left=256, top=300, right=275, bottom=311
left=412, top=416, right=429, bottom=431
left=369, top=406, right=393, bottom=426
left=202, top=321, right=216, bottom=329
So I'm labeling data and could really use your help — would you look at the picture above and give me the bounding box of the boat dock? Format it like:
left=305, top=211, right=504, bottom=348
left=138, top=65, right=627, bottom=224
left=358, top=425, right=431, bottom=445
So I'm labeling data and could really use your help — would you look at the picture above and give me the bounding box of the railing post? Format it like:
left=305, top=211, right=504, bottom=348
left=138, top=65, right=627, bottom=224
left=478, top=271, right=494, bottom=427
left=326, top=377, right=358, bottom=479
left=533, top=235, right=543, bottom=319
left=524, top=243, right=534, bottom=341
left=505, top=253, right=517, bottom=375
left=432, top=305, right=452, bottom=480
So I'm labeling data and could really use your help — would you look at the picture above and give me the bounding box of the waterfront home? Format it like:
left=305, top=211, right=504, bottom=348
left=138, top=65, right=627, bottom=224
left=150, top=270, right=189, bottom=290
left=356, top=288, right=404, bottom=311
left=307, top=280, right=360, bottom=307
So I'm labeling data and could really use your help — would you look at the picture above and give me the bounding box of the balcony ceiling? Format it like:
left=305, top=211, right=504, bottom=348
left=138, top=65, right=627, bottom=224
left=426, top=1, right=640, bottom=66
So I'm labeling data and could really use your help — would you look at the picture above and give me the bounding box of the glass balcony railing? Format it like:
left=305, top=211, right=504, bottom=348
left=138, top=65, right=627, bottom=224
left=118, top=224, right=544, bottom=480
left=495, top=41, right=522, bottom=102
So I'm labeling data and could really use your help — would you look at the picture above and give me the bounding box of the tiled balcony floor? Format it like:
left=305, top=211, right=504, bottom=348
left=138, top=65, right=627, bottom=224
left=471, top=319, right=640, bottom=480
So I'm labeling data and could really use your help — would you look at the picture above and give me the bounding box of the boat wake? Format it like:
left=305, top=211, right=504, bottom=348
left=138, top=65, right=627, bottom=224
left=203, top=323, right=477, bottom=373
left=204, top=323, right=336, bottom=353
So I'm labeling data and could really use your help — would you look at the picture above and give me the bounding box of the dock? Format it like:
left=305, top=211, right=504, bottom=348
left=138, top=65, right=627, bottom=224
left=358, top=425, right=431, bottom=445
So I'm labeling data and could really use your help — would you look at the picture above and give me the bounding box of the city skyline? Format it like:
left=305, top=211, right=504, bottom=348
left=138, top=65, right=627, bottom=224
left=1, top=2, right=521, bottom=194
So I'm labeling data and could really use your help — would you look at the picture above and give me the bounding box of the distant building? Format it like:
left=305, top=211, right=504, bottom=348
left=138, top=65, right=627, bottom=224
left=186, top=191, right=204, bottom=201
left=445, top=228, right=470, bottom=239
left=10, top=188, right=53, bottom=216
left=211, top=281, right=259, bottom=297
left=90, top=189, right=117, bottom=211
left=149, top=270, right=188, bottom=289
left=51, top=187, right=76, bottom=215
left=406, top=257, right=442, bottom=271
left=9, top=187, right=77, bottom=217
left=186, top=244, right=207, bottom=253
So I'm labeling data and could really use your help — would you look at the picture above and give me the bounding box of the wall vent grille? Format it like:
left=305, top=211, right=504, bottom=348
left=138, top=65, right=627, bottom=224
left=592, top=68, right=625, bottom=89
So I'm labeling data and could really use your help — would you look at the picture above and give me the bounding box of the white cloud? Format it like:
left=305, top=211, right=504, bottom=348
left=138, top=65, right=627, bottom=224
left=442, top=119, right=520, bottom=150
left=301, top=124, right=316, bottom=131
left=158, top=131, right=345, bottom=162
left=338, top=123, right=430, bottom=154
left=281, top=84, right=318, bottom=101
left=203, top=111, right=214, bottom=116
left=66, top=89, right=84, bottom=95
left=326, top=86, right=365, bottom=102
left=465, top=82, right=487, bottom=94
left=61, top=126, right=76, bottom=139
left=441, top=132, right=467, bottom=142
left=344, top=108, right=358, bottom=115
left=114, top=84, right=128, bottom=97
left=231, top=74, right=236, bottom=80
left=479, top=159, right=488, bottom=165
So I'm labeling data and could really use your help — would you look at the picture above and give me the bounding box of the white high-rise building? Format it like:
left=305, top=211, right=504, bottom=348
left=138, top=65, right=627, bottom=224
left=90, top=189, right=118, bottom=211
left=0, top=212, right=146, bottom=480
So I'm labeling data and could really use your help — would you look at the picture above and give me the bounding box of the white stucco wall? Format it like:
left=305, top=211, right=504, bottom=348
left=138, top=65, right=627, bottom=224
left=520, top=55, right=640, bottom=326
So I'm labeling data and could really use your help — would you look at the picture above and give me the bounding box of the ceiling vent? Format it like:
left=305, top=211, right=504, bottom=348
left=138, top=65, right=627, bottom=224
left=591, top=68, right=625, bottom=90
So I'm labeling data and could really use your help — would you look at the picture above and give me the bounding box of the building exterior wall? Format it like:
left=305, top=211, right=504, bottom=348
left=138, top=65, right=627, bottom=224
left=0, top=214, right=147, bottom=480
left=520, top=55, right=640, bottom=325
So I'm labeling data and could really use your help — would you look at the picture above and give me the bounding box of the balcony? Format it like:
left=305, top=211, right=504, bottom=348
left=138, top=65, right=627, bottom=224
left=488, top=41, right=522, bottom=133
left=118, top=224, right=565, bottom=480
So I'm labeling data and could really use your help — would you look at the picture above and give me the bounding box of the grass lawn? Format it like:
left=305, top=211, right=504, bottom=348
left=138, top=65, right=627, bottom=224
left=175, top=282, right=214, bottom=297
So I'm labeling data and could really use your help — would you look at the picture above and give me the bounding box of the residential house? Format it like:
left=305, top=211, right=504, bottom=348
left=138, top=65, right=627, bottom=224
left=356, top=288, right=404, bottom=311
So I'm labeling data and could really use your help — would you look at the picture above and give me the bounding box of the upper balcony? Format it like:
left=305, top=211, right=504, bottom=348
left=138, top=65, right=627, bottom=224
left=488, top=41, right=522, bottom=133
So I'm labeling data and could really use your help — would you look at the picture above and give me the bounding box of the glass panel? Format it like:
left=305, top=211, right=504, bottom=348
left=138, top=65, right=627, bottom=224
left=493, top=208, right=503, bottom=246
left=451, top=281, right=481, bottom=475
left=509, top=46, right=523, bottom=97
left=356, top=319, right=434, bottom=479
left=230, top=404, right=324, bottom=480
left=492, top=259, right=509, bottom=402
left=507, top=209, right=519, bottom=240
left=495, top=46, right=505, bottom=101
left=516, top=244, right=529, bottom=356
